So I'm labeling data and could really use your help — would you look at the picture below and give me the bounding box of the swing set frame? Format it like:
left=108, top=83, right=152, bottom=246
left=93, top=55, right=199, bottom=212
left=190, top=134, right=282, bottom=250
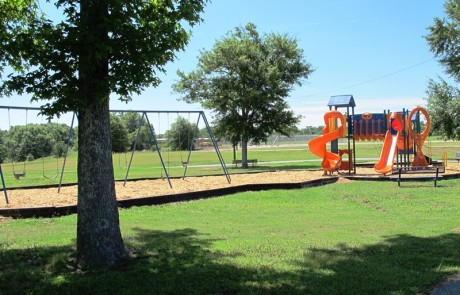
left=0, top=106, right=231, bottom=205
left=115, top=109, right=231, bottom=188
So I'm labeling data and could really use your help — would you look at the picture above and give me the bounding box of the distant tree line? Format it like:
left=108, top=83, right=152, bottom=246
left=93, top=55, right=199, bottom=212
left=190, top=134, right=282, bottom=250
left=110, top=112, right=200, bottom=153
left=0, top=110, right=325, bottom=164
left=0, top=123, right=72, bottom=164
left=0, top=112, right=202, bottom=164
left=295, top=125, right=324, bottom=135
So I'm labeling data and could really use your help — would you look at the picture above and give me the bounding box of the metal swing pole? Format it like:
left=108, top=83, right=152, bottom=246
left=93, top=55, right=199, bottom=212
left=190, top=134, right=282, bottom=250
left=0, top=165, right=9, bottom=205
left=123, top=112, right=145, bottom=187
left=201, top=112, right=231, bottom=184
left=123, top=112, right=172, bottom=188
left=158, top=112, right=164, bottom=180
left=145, top=113, right=172, bottom=188
left=182, top=113, right=200, bottom=179
left=58, top=112, right=76, bottom=193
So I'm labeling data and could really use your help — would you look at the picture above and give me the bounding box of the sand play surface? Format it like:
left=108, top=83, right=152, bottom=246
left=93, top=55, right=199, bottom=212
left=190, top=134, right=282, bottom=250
left=1, top=163, right=460, bottom=209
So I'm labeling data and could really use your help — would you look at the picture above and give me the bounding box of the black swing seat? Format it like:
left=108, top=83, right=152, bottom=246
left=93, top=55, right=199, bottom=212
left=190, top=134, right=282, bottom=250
left=14, top=172, right=26, bottom=180
left=181, top=161, right=189, bottom=167
left=43, top=173, right=58, bottom=180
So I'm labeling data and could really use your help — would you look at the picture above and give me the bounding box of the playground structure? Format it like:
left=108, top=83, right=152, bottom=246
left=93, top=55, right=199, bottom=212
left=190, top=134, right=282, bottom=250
left=0, top=106, right=231, bottom=205
left=308, top=95, right=435, bottom=176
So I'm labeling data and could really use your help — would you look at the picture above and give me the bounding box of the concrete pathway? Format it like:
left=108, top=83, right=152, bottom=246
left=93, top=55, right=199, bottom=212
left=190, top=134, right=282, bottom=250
left=430, top=274, right=460, bottom=295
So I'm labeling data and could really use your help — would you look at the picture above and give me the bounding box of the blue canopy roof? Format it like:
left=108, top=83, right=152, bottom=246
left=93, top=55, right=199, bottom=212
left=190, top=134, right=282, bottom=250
left=327, top=95, right=356, bottom=108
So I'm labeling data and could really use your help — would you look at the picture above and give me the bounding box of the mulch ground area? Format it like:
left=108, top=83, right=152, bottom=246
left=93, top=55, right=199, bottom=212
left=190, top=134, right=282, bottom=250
left=1, top=163, right=460, bottom=210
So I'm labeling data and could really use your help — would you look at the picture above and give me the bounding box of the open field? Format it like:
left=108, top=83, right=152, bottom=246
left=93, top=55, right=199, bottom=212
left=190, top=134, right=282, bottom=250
left=1, top=178, right=460, bottom=294
left=1, top=139, right=460, bottom=189
left=1, top=138, right=460, bottom=209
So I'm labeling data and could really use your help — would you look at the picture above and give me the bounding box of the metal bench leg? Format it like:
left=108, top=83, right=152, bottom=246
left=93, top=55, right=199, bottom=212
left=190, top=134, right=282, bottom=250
left=434, top=168, right=439, bottom=187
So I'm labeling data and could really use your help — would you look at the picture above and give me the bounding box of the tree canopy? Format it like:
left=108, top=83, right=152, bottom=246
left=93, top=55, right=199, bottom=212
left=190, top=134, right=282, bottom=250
left=425, top=78, right=460, bottom=139
left=1, top=0, right=208, bottom=267
left=110, top=114, right=130, bottom=153
left=1, top=0, right=207, bottom=117
left=173, top=23, right=313, bottom=167
left=425, top=0, right=460, bottom=140
left=119, top=112, right=157, bottom=151
left=426, top=0, right=460, bottom=83
left=4, top=123, right=72, bottom=162
left=166, top=116, right=195, bottom=151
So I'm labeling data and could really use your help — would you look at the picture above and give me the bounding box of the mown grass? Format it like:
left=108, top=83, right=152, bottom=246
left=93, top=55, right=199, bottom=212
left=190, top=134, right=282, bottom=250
left=1, top=178, right=460, bottom=294
left=2, top=139, right=460, bottom=188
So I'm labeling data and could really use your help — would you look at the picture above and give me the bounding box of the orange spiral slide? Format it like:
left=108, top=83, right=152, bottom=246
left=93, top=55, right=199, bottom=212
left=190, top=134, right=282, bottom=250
left=308, top=111, right=345, bottom=173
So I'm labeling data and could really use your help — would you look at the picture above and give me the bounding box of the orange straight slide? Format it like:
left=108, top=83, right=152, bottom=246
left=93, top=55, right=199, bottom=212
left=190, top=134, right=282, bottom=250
left=374, top=129, right=399, bottom=175
left=374, top=112, right=403, bottom=175
left=308, top=111, right=344, bottom=173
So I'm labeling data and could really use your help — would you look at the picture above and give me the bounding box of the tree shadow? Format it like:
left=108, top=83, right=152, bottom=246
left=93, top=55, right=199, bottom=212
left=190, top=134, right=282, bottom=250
left=1, top=229, right=459, bottom=294
left=291, top=234, right=460, bottom=294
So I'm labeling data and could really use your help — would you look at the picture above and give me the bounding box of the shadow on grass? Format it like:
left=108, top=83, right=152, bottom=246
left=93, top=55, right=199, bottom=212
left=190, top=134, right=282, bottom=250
left=1, top=229, right=459, bottom=294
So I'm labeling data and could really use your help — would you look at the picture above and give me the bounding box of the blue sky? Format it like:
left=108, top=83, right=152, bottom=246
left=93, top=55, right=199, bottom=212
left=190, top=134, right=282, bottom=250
left=0, top=0, right=451, bottom=129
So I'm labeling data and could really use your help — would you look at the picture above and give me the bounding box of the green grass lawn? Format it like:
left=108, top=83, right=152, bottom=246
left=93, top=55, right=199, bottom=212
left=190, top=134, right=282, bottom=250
left=1, top=178, right=460, bottom=294
left=2, top=139, right=460, bottom=188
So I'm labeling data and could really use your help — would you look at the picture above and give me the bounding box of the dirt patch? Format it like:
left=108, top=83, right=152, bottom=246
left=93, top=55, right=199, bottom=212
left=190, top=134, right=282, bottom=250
left=1, top=163, right=459, bottom=209
left=0, top=216, right=13, bottom=223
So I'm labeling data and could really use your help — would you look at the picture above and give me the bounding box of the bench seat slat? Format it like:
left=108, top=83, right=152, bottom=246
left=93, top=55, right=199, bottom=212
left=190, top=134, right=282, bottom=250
left=232, top=159, right=258, bottom=166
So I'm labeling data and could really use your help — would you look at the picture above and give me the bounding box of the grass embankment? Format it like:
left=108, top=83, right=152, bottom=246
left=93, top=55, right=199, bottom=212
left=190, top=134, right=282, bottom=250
left=1, top=179, right=460, bottom=294
left=2, top=140, right=460, bottom=188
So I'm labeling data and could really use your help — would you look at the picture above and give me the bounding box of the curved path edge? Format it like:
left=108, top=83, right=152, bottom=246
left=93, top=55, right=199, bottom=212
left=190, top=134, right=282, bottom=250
left=0, top=177, right=339, bottom=219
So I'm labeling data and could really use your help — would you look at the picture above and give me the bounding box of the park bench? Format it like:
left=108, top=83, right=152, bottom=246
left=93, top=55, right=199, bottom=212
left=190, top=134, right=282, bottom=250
left=390, top=166, right=445, bottom=187
left=232, top=159, right=258, bottom=167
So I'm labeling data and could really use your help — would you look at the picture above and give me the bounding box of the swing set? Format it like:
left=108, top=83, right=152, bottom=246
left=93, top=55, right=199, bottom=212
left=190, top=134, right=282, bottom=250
left=1, top=106, right=230, bottom=205
left=1, top=106, right=76, bottom=203
left=6, top=108, right=63, bottom=181
left=116, top=109, right=231, bottom=188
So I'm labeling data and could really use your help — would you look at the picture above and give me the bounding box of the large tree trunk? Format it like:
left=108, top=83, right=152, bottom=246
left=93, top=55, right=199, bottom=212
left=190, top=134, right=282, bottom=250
left=241, top=139, right=249, bottom=169
left=76, top=0, right=127, bottom=267
left=76, top=99, right=127, bottom=267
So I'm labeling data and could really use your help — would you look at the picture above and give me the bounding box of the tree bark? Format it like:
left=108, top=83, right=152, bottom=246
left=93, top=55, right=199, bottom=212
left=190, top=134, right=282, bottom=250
left=241, top=139, right=249, bottom=169
left=76, top=98, right=127, bottom=267
left=76, top=0, right=127, bottom=267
